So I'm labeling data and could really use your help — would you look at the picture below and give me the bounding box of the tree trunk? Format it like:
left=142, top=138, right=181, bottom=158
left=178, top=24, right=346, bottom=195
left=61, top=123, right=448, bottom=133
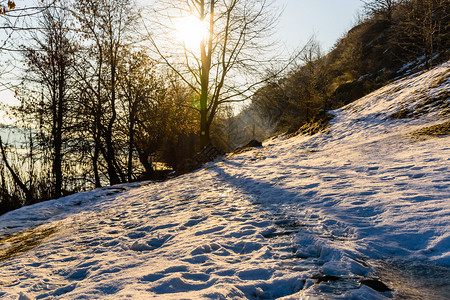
left=105, top=50, right=120, bottom=185
left=53, top=64, right=65, bottom=199
left=200, top=99, right=210, bottom=148
left=93, top=115, right=101, bottom=188
left=199, top=0, right=214, bottom=149
left=0, top=138, right=34, bottom=205
left=127, top=106, right=137, bottom=182
left=92, top=53, right=103, bottom=188
left=137, top=149, right=154, bottom=179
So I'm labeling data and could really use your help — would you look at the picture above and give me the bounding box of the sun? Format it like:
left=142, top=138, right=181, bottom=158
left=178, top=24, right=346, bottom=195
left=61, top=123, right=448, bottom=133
left=174, top=16, right=209, bottom=51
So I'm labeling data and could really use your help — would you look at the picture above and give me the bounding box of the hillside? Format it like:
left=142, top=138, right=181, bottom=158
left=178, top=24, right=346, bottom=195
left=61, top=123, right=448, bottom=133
left=246, top=0, right=449, bottom=141
left=0, top=62, right=449, bottom=299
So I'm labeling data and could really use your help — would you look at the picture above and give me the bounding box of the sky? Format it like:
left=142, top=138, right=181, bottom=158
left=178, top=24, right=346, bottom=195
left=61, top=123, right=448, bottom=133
left=0, top=0, right=365, bottom=123
left=276, top=0, right=364, bottom=52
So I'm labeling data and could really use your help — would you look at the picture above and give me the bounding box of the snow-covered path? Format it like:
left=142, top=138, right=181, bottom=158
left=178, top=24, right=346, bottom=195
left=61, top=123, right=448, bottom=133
left=0, top=62, right=449, bottom=299
left=0, top=169, right=346, bottom=299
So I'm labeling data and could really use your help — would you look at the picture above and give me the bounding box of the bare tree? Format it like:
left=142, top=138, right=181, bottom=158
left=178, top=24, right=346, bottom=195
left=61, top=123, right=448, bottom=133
left=0, top=137, right=33, bottom=205
left=132, top=72, right=199, bottom=174
left=0, top=1, right=57, bottom=51
left=0, top=0, right=58, bottom=103
left=146, top=0, right=278, bottom=148
left=18, top=4, right=76, bottom=199
left=117, top=50, right=165, bottom=181
left=251, top=38, right=331, bottom=133
left=393, top=0, right=449, bottom=69
left=361, top=0, right=398, bottom=20
left=73, top=0, right=139, bottom=185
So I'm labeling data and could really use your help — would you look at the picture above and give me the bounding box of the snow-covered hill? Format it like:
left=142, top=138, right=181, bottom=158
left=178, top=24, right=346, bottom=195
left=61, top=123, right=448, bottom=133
left=0, top=62, right=449, bottom=299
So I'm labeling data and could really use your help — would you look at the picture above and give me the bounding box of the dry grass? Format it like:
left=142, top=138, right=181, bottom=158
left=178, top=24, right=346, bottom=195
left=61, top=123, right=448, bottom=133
left=415, top=90, right=450, bottom=116
left=411, top=121, right=450, bottom=138
left=227, top=146, right=257, bottom=158
left=430, top=69, right=450, bottom=89
left=0, top=226, right=57, bottom=262
left=390, top=108, right=412, bottom=119
left=290, top=113, right=334, bottom=137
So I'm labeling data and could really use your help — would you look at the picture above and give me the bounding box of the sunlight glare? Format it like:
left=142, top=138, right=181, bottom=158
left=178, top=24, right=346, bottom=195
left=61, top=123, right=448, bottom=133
left=174, top=16, right=209, bottom=51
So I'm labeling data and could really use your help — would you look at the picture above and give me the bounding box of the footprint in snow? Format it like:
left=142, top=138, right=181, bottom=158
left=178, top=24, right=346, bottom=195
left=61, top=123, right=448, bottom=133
left=162, top=265, right=189, bottom=273
left=129, top=234, right=171, bottom=251
left=182, top=254, right=210, bottom=264
left=225, top=241, right=263, bottom=254
left=303, top=183, right=320, bottom=189
left=194, top=226, right=226, bottom=236
left=126, top=231, right=146, bottom=239
left=147, top=235, right=172, bottom=247
left=402, top=195, right=435, bottom=202
left=141, top=267, right=192, bottom=281
left=151, top=223, right=179, bottom=231
left=224, top=229, right=257, bottom=238
left=191, top=243, right=221, bottom=255
left=67, top=268, right=89, bottom=281
left=242, top=220, right=272, bottom=228
left=150, top=277, right=216, bottom=294
left=346, top=206, right=378, bottom=217
left=141, top=273, right=165, bottom=282
left=181, top=272, right=211, bottom=282
left=183, top=216, right=207, bottom=228
left=237, top=268, right=273, bottom=280
left=36, top=283, right=77, bottom=298
left=359, top=190, right=378, bottom=196
left=386, top=164, right=415, bottom=171
left=433, top=184, right=449, bottom=189
left=408, top=173, right=426, bottom=178
left=322, top=176, right=340, bottom=181
left=135, top=225, right=153, bottom=232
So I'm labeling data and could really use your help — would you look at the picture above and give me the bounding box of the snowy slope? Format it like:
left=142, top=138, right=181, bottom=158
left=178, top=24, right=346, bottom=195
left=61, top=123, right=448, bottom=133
left=0, top=62, right=449, bottom=299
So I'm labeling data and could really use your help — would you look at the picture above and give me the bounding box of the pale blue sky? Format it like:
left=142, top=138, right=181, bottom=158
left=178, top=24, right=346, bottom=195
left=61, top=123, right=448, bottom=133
left=276, top=0, right=364, bottom=51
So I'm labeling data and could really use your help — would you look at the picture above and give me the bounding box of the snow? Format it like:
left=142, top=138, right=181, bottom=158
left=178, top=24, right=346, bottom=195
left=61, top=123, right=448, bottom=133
left=0, top=62, right=449, bottom=299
